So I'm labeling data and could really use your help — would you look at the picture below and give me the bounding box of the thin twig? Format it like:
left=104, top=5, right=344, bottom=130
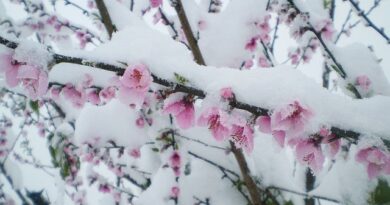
left=348, top=0, right=389, bottom=44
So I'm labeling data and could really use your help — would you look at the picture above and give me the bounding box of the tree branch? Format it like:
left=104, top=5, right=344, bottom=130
left=0, top=164, right=30, bottom=204
left=172, top=0, right=206, bottom=65
left=230, top=142, right=263, bottom=205
left=0, top=35, right=387, bottom=153
left=95, top=0, right=116, bottom=39
left=348, top=0, right=389, bottom=44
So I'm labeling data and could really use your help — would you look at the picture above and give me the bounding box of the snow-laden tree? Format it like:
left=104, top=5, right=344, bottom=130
left=0, top=0, right=390, bottom=204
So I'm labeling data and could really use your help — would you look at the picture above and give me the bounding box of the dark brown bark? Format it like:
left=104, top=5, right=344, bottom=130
left=95, top=0, right=116, bottom=39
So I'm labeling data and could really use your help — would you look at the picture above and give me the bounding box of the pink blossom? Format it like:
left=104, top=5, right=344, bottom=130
left=259, top=33, right=270, bottom=44
left=75, top=31, right=89, bottom=48
left=356, top=147, right=390, bottom=179
left=37, top=122, right=45, bottom=137
left=87, top=0, right=95, bottom=9
left=118, top=64, right=152, bottom=107
left=220, top=87, right=234, bottom=100
left=198, top=20, right=207, bottom=30
left=230, top=116, right=254, bottom=153
left=258, top=56, right=270, bottom=68
left=170, top=151, right=181, bottom=168
left=170, top=151, right=181, bottom=177
left=319, top=128, right=340, bottom=159
left=163, top=93, right=195, bottom=129
left=17, top=65, right=48, bottom=100
left=150, top=0, right=162, bottom=8
left=295, top=139, right=325, bottom=173
left=46, top=15, right=57, bottom=25
left=129, top=148, right=141, bottom=158
left=99, top=86, right=116, bottom=102
left=171, top=186, right=180, bottom=198
left=243, top=59, right=253, bottom=69
left=271, top=101, right=313, bottom=138
left=198, top=107, right=231, bottom=141
left=86, top=90, right=101, bottom=105
left=0, top=52, right=20, bottom=87
left=98, top=183, right=111, bottom=193
left=258, top=15, right=271, bottom=34
left=50, top=87, right=61, bottom=100
left=316, top=19, right=335, bottom=41
left=256, top=116, right=286, bottom=147
left=83, top=152, right=94, bottom=162
left=135, top=117, right=145, bottom=128
left=245, top=37, right=258, bottom=52
left=355, top=75, right=371, bottom=91
left=62, top=84, right=86, bottom=108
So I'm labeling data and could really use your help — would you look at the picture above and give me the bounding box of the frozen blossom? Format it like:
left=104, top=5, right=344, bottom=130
left=17, top=65, right=48, bottom=100
left=163, top=93, right=195, bottom=129
left=198, top=107, right=231, bottom=141
left=295, top=139, right=325, bottom=173
left=230, top=115, right=254, bottom=153
left=356, top=147, right=390, bottom=179
left=118, top=64, right=152, bottom=107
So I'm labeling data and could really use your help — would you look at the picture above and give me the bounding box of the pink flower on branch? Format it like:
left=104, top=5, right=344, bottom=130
left=245, top=37, right=258, bottom=52
left=170, top=186, right=180, bottom=198
left=256, top=101, right=312, bottom=147
left=62, top=84, right=86, bottom=108
left=170, top=151, right=181, bottom=177
left=319, top=128, right=340, bottom=159
left=198, top=107, right=231, bottom=141
left=256, top=116, right=286, bottom=147
left=270, top=101, right=313, bottom=138
left=220, top=87, right=234, bottom=101
left=315, top=19, right=335, bottom=41
left=0, top=52, right=20, bottom=88
left=230, top=115, right=254, bottom=153
left=295, top=139, right=325, bottom=173
left=163, top=93, right=195, bottom=129
left=17, top=65, right=48, bottom=100
left=355, top=75, right=371, bottom=91
left=118, top=64, right=152, bottom=107
left=356, top=147, right=390, bottom=179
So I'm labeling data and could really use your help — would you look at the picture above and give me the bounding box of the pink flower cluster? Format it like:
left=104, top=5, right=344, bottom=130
left=255, top=101, right=342, bottom=173
left=356, top=147, right=390, bottom=179
left=0, top=50, right=49, bottom=100
left=48, top=64, right=153, bottom=110
left=257, top=101, right=313, bottom=146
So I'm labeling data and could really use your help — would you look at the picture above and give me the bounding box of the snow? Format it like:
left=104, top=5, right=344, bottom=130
left=331, top=43, right=390, bottom=96
left=13, top=39, right=52, bottom=69
left=62, top=24, right=390, bottom=139
left=198, top=0, right=268, bottom=68
left=1, top=0, right=390, bottom=204
left=74, top=99, right=149, bottom=148
left=4, top=158, right=23, bottom=190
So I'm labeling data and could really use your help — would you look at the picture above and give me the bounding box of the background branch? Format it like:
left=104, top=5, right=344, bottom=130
left=94, top=0, right=116, bottom=39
